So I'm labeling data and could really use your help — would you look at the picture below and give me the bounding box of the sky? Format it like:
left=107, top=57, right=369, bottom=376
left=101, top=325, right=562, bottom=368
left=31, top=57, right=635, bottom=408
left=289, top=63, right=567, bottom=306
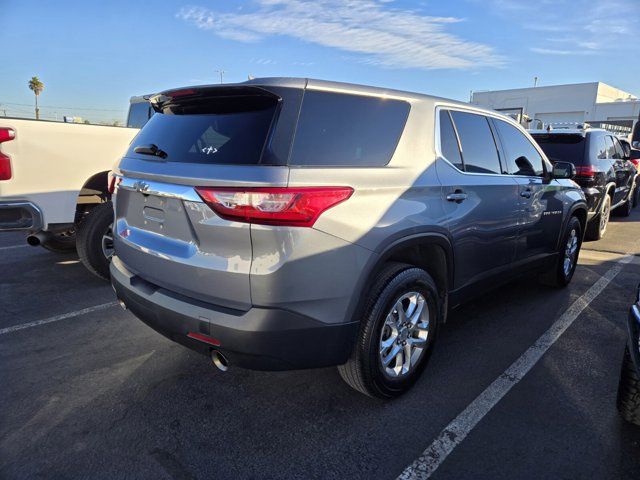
left=1, top=0, right=639, bottom=123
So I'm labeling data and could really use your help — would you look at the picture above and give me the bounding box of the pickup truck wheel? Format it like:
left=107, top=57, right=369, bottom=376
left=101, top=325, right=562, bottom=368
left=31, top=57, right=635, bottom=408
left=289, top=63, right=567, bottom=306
left=40, top=229, right=76, bottom=253
left=77, top=201, right=114, bottom=281
left=633, top=185, right=639, bottom=208
left=338, top=262, right=440, bottom=399
left=617, top=346, right=640, bottom=426
left=540, top=216, right=582, bottom=288
left=585, top=195, right=610, bottom=241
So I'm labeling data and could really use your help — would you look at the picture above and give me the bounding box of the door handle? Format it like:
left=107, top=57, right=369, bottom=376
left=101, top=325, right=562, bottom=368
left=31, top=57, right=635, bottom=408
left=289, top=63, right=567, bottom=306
left=446, top=191, right=467, bottom=203
left=520, top=189, right=532, bottom=199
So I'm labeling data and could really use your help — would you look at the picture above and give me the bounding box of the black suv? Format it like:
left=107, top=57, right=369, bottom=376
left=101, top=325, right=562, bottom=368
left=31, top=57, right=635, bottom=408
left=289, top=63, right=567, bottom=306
left=532, top=128, right=637, bottom=240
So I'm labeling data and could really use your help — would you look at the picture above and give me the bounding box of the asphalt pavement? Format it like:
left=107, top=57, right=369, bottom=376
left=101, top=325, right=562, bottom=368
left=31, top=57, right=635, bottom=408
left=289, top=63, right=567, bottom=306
left=1, top=211, right=639, bottom=479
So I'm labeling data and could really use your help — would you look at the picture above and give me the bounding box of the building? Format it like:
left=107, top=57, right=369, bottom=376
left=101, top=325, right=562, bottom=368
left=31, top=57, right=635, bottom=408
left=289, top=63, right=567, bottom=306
left=472, top=82, right=640, bottom=134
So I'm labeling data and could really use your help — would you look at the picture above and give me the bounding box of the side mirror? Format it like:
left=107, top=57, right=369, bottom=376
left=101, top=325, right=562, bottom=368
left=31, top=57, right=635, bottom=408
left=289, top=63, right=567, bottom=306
left=633, top=140, right=640, bottom=149
left=552, top=161, right=576, bottom=180
left=621, top=142, right=632, bottom=160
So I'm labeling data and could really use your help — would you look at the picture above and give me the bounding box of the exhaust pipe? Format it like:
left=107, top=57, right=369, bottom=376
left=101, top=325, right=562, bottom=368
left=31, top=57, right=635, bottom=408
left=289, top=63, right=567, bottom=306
left=211, top=350, right=229, bottom=372
left=26, top=231, right=50, bottom=247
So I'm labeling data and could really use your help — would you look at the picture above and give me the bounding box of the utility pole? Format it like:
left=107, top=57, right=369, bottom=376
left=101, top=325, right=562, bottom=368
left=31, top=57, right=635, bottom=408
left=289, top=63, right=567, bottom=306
left=534, top=76, right=538, bottom=87
left=215, top=69, right=225, bottom=84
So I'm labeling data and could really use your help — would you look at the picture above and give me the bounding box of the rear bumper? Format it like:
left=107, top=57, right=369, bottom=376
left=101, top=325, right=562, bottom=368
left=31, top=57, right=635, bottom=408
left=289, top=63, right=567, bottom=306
left=110, top=256, right=358, bottom=371
left=0, top=201, right=43, bottom=231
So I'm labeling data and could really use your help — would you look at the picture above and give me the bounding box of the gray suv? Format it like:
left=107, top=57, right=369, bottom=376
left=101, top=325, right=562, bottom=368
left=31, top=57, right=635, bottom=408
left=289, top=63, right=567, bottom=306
left=111, top=78, right=587, bottom=398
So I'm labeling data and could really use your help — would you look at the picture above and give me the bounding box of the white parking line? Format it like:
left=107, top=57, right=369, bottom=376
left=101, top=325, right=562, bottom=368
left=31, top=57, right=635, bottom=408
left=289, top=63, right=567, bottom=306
left=0, top=244, right=30, bottom=251
left=0, top=302, right=118, bottom=336
left=398, top=253, right=635, bottom=480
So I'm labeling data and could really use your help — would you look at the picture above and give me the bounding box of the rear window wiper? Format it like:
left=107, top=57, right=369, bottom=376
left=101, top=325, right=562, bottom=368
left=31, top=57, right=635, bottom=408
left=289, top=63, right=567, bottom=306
left=134, top=143, right=168, bottom=159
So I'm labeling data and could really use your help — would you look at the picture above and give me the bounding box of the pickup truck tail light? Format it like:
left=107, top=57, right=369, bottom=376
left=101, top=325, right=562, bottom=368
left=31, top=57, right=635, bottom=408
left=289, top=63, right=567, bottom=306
left=575, top=165, right=595, bottom=180
left=195, top=187, right=353, bottom=227
left=0, top=127, right=15, bottom=181
left=630, top=159, right=639, bottom=168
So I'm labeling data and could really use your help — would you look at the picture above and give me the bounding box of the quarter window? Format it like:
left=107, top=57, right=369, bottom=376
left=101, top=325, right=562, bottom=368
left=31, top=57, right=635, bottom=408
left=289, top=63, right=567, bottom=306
left=290, top=91, right=410, bottom=166
left=612, top=137, right=625, bottom=159
left=438, top=110, right=463, bottom=170
left=605, top=136, right=617, bottom=159
left=494, top=119, right=544, bottom=176
left=449, top=111, right=501, bottom=174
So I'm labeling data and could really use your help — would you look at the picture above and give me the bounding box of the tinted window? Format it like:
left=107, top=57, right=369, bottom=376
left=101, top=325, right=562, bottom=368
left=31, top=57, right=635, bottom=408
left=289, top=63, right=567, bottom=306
left=439, top=110, right=463, bottom=170
left=450, top=111, right=501, bottom=174
left=612, top=137, right=625, bottom=159
left=290, top=91, right=410, bottom=166
left=127, top=100, right=277, bottom=165
left=127, top=102, right=153, bottom=129
left=605, top=136, right=617, bottom=159
left=531, top=134, right=586, bottom=166
left=494, top=119, right=544, bottom=176
left=593, top=135, right=608, bottom=159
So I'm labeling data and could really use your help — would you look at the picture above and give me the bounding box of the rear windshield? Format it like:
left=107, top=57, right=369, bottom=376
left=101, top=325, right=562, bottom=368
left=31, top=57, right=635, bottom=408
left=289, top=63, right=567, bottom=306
left=126, top=94, right=278, bottom=165
left=531, top=134, right=586, bottom=165
left=289, top=91, right=410, bottom=166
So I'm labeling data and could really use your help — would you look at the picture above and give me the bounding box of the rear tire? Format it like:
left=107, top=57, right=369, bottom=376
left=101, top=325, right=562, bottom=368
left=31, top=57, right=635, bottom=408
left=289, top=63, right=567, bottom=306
left=40, top=229, right=76, bottom=253
left=76, top=201, right=114, bottom=281
left=585, top=194, right=611, bottom=241
left=617, top=346, right=640, bottom=426
left=338, top=262, right=440, bottom=399
left=632, top=184, right=639, bottom=208
left=540, top=216, right=582, bottom=288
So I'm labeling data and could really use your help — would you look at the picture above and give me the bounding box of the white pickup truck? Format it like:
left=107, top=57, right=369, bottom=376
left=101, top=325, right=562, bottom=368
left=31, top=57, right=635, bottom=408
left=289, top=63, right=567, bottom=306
left=0, top=97, right=153, bottom=279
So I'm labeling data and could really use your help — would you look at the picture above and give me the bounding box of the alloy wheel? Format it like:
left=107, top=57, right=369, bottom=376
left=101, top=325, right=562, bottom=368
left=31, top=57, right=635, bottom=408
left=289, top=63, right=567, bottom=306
left=101, top=223, right=114, bottom=260
left=600, top=199, right=610, bottom=235
left=379, top=291, right=430, bottom=378
left=563, top=228, right=579, bottom=277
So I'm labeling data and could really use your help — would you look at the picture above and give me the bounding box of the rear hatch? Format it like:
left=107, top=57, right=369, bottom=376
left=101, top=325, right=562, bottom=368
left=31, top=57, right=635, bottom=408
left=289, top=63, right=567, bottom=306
left=114, top=84, right=302, bottom=310
left=531, top=132, right=589, bottom=185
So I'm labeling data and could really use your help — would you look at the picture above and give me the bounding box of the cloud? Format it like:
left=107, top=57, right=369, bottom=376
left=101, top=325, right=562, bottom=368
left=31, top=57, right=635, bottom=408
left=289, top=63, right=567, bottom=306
left=529, top=47, right=594, bottom=56
left=177, top=0, right=503, bottom=70
left=486, top=0, right=639, bottom=56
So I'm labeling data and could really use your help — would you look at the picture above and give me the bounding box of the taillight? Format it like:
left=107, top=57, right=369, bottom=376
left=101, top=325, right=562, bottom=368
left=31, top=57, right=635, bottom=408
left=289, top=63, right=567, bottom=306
left=195, top=187, right=354, bottom=227
left=107, top=171, right=121, bottom=194
left=0, top=127, right=16, bottom=181
left=631, top=159, right=639, bottom=168
left=575, top=165, right=595, bottom=179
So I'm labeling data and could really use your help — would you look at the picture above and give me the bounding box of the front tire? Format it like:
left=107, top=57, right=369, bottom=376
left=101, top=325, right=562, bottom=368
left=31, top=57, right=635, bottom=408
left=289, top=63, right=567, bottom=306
left=615, top=192, right=633, bottom=217
left=617, top=347, right=640, bottom=426
left=76, top=201, right=114, bottom=281
left=338, top=263, right=440, bottom=398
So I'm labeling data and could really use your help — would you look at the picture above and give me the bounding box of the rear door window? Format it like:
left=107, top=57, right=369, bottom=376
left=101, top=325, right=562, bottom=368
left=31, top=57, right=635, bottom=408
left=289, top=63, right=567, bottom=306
left=449, top=111, right=501, bottom=174
left=289, top=91, right=410, bottom=166
left=493, top=119, right=544, bottom=176
left=438, top=110, right=463, bottom=170
left=127, top=95, right=279, bottom=165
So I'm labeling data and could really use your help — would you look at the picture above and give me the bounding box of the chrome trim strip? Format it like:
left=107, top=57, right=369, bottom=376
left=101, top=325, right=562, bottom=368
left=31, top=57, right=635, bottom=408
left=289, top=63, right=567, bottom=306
left=118, top=177, right=203, bottom=202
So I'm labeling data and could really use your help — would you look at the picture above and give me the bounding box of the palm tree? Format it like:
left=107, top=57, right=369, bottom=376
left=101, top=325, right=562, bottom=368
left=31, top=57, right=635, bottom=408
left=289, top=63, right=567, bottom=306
left=28, top=76, right=44, bottom=120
